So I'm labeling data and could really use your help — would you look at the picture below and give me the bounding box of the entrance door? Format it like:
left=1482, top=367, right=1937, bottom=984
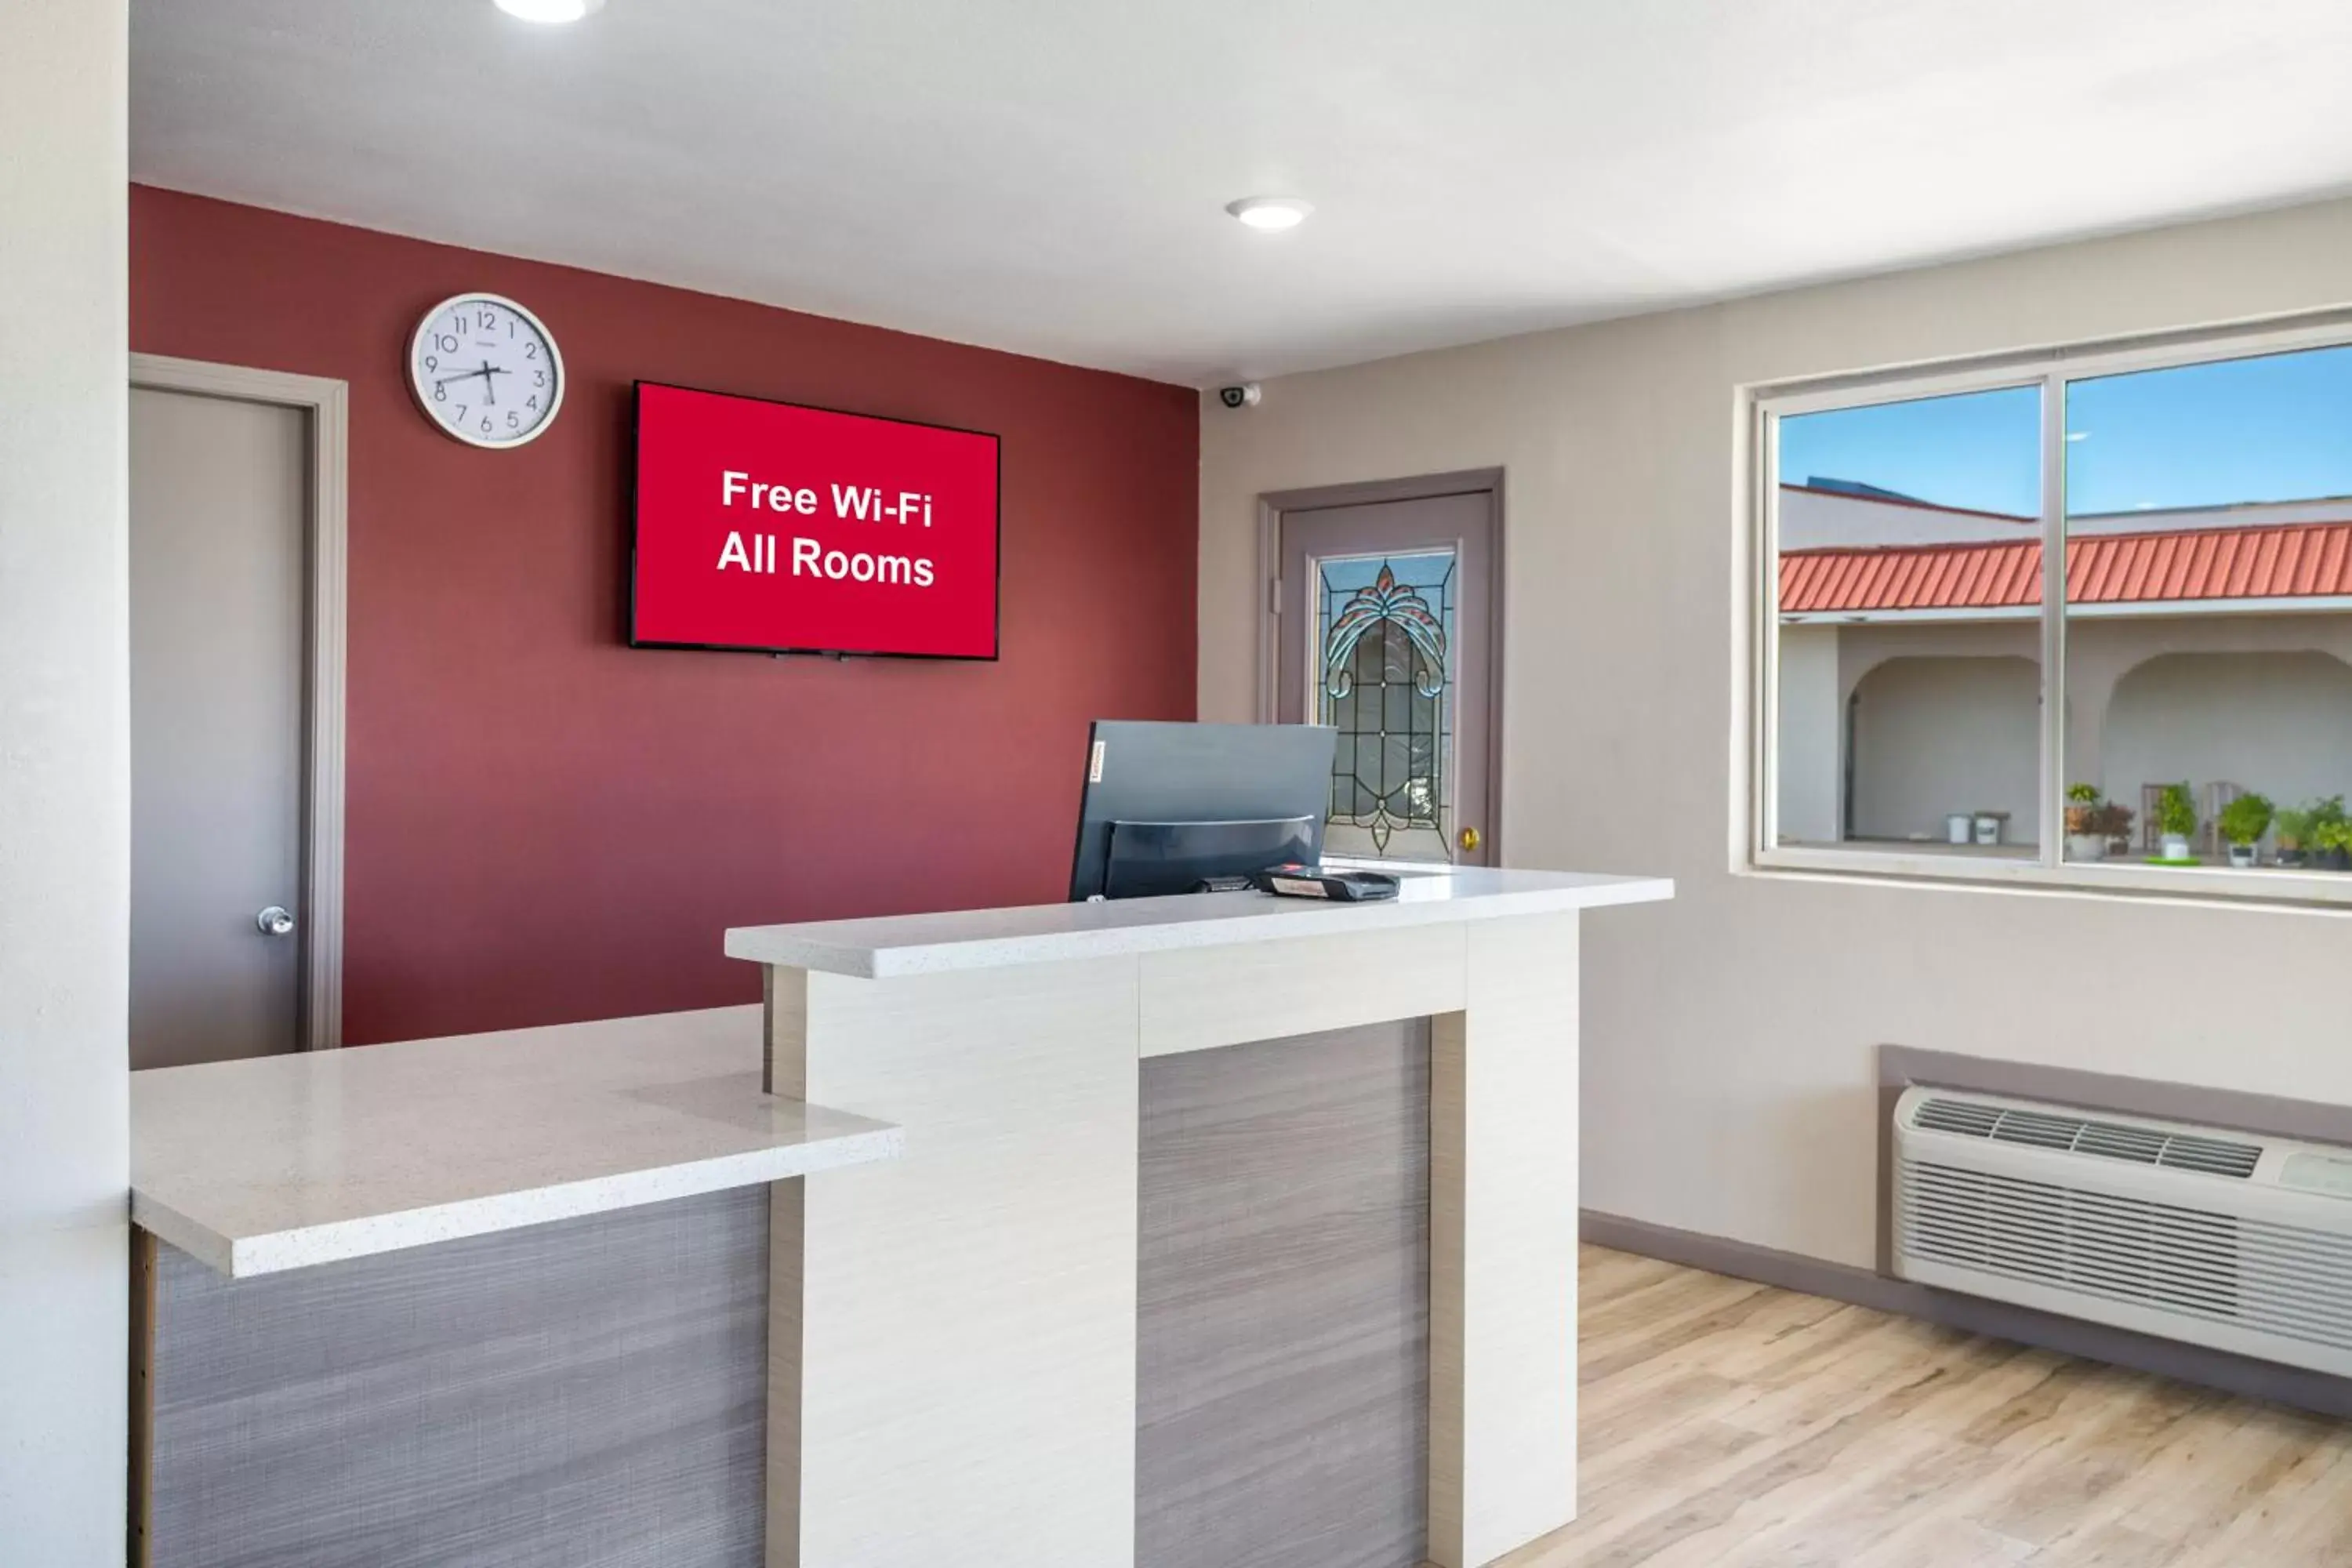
left=1273, top=477, right=1500, bottom=865
left=130, top=385, right=310, bottom=1069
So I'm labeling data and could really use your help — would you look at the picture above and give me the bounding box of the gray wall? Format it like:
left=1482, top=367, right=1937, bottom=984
left=0, top=0, right=132, bottom=1559
left=1198, top=193, right=2352, bottom=1277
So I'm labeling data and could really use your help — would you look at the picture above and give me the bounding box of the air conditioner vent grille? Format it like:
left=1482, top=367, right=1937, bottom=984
left=1910, top=1095, right=2262, bottom=1179
left=1912, top=1098, right=2001, bottom=1138
left=2160, top=1134, right=2267, bottom=1178
left=1896, top=1159, right=2352, bottom=1355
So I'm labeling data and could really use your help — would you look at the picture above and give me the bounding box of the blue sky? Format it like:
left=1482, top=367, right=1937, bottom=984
left=1779, top=343, right=2352, bottom=517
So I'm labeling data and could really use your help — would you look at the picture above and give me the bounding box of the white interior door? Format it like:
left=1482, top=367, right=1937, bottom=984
left=130, top=385, right=310, bottom=1069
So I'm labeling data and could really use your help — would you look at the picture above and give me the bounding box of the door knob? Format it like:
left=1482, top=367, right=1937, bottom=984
left=1458, top=826, right=1481, bottom=853
left=256, top=906, right=296, bottom=937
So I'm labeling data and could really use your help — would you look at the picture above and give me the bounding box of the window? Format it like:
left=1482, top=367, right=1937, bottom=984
left=1314, top=552, right=1457, bottom=861
left=1758, top=321, right=2352, bottom=903
left=1773, top=385, right=2043, bottom=858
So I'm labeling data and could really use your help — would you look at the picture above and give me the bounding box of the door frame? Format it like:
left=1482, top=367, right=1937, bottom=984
left=1255, top=468, right=1506, bottom=863
left=130, top=354, right=350, bottom=1051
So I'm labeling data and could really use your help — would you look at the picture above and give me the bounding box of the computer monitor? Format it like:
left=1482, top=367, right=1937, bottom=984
left=1067, top=721, right=1338, bottom=901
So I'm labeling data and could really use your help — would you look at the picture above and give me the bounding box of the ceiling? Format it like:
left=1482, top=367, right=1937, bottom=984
left=132, top=1, right=2352, bottom=385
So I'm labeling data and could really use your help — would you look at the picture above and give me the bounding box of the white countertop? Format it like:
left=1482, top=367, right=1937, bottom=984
left=725, top=866, right=1674, bottom=978
left=131, top=1005, right=898, bottom=1277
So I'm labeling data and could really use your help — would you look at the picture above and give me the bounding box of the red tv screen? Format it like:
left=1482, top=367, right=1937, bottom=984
left=630, top=382, right=1001, bottom=659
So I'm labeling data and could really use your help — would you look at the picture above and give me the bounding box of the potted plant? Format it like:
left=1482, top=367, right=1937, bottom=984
left=2151, top=782, right=2198, bottom=863
left=2064, top=784, right=2108, bottom=862
left=2218, top=793, right=2273, bottom=869
left=2275, top=804, right=2315, bottom=869
left=2314, top=797, right=2351, bottom=872
left=2092, top=800, right=2135, bottom=858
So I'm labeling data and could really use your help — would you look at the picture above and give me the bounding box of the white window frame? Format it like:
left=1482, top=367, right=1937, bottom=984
left=1749, top=307, right=2352, bottom=909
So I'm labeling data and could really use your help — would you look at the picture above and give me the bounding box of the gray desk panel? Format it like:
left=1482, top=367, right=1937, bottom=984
left=1137, top=1019, right=1431, bottom=1568
left=144, top=1186, right=767, bottom=1568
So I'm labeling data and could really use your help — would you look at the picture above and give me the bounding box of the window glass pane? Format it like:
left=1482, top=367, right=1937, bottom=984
left=1313, top=550, right=1456, bottom=862
left=2060, top=343, right=2352, bottom=873
left=1773, top=385, right=2043, bottom=855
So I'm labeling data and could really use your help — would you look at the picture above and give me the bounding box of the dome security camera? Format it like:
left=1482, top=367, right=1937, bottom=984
left=1218, top=383, right=1263, bottom=410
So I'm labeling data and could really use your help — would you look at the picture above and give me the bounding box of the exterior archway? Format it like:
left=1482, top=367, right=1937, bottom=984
left=2100, top=651, right=2352, bottom=820
left=1849, top=655, right=2040, bottom=844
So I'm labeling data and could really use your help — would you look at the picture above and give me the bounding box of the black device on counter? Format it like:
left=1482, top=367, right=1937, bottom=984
left=1067, top=720, right=1338, bottom=901
left=1249, top=865, right=1402, bottom=902
left=1102, top=817, right=1313, bottom=899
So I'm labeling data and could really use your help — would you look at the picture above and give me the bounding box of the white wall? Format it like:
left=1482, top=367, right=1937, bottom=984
left=0, top=1, right=131, bottom=1558
left=1778, top=485, right=2033, bottom=548
left=1773, top=625, right=1842, bottom=845
left=1779, top=485, right=2352, bottom=550
left=1200, top=195, right=2352, bottom=1272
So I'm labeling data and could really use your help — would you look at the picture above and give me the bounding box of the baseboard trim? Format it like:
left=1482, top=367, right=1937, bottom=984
left=1581, top=1208, right=2352, bottom=1422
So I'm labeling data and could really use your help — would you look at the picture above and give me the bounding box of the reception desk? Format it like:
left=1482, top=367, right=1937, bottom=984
left=130, top=866, right=1668, bottom=1568
left=730, top=865, right=1671, bottom=1568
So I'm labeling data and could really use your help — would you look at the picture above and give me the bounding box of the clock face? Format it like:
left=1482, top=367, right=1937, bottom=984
left=408, top=293, right=564, bottom=448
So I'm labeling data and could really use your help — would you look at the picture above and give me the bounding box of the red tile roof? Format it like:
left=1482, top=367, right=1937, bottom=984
left=1780, top=521, right=2352, bottom=615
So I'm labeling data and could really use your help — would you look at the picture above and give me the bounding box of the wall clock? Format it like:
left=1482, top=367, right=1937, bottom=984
left=408, top=292, right=565, bottom=448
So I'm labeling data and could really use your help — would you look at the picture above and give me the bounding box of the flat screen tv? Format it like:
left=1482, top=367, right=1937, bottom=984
left=630, top=381, right=1001, bottom=659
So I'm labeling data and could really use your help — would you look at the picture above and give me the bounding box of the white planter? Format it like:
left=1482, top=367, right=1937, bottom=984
left=2161, top=833, right=2194, bottom=861
left=2228, top=843, right=2259, bottom=869
left=2067, top=834, right=2108, bottom=862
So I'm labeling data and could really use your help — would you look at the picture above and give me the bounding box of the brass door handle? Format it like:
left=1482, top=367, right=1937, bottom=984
left=1458, top=826, right=1481, bottom=853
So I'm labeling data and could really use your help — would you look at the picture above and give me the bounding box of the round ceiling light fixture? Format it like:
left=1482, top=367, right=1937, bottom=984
left=494, top=0, right=604, bottom=22
left=1225, top=196, right=1313, bottom=232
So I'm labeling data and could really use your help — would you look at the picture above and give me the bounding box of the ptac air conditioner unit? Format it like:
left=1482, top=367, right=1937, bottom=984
left=1893, top=1086, right=2352, bottom=1377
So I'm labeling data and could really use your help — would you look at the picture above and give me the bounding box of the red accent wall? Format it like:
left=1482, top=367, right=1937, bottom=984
left=130, top=186, right=1197, bottom=1044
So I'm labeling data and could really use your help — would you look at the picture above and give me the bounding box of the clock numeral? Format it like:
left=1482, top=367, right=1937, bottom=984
left=506, top=412, right=520, bottom=430
left=532, top=370, right=546, bottom=387
left=527, top=396, right=539, bottom=411
left=437, top=333, right=459, bottom=354
left=454, top=405, right=467, bottom=422
left=423, top=354, right=437, bottom=372
left=480, top=416, right=493, bottom=434
left=433, top=383, right=446, bottom=402
left=524, top=343, right=537, bottom=359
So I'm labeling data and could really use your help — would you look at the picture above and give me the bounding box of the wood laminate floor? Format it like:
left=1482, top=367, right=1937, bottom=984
left=1495, top=1245, right=2352, bottom=1568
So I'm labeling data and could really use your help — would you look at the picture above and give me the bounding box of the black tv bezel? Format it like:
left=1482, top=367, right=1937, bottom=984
left=626, top=379, right=1004, bottom=662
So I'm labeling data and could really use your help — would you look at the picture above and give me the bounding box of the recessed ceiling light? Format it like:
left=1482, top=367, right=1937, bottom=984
left=495, top=0, right=604, bottom=23
left=1226, top=197, right=1313, bottom=232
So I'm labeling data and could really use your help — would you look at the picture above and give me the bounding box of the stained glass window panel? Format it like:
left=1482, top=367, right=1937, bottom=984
left=1312, top=550, right=1457, bottom=862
